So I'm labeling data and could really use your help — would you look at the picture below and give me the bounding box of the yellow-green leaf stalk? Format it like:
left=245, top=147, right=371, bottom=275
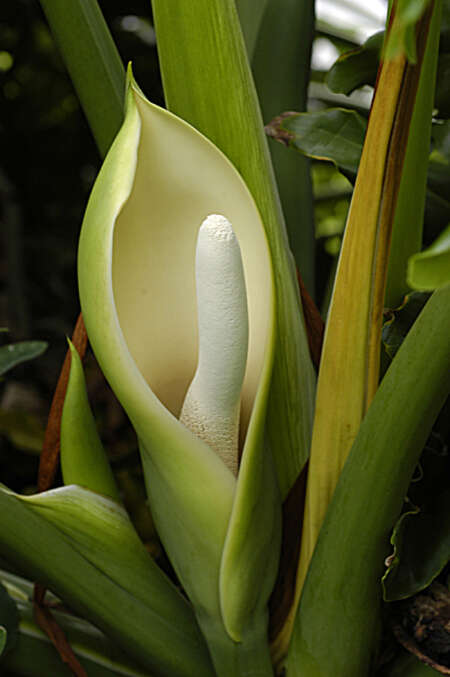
left=60, top=340, right=120, bottom=501
left=272, top=0, right=440, bottom=663
left=78, top=69, right=280, bottom=674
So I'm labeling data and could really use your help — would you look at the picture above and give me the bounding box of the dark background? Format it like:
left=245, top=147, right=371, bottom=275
left=0, top=1, right=164, bottom=491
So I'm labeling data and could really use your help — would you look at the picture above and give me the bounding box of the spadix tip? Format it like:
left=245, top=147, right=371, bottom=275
left=201, top=214, right=235, bottom=242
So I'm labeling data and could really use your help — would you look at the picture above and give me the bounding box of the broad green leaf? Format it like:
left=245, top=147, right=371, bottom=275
left=78, top=70, right=279, bottom=674
left=0, top=581, right=19, bottom=657
left=60, top=341, right=120, bottom=501
left=251, top=0, right=316, bottom=293
left=326, top=31, right=384, bottom=95
left=287, top=284, right=450, bottom=677
left=0, top=569, right=153, bottom=676
left=407, top=223, right=450, bottom=290
left=0, top=485, right=213, bottom=676
left=151, top=0, right=316, bottom=501
left=0, top=341, right=47, bottom=376
left=275, top=108, right=367, bottom=178
left=39, top=0, right=125, bottom=157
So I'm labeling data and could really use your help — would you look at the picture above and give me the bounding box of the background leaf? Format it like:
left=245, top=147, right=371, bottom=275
left=251, top=0, right=316, bottom=294
left=407, top=222, right=450, bottom=290
left=383, top=430, right=450, bottom=602
left=0, top=570, right=154, bottom=676
left=38, top=0, right=125, bottom=157
left=382, top=292, right=431, bottom=359
left=326, top=30, right=383, bottom=95
left=276, top=108, right=367, bottom=178
left=0, top=341, right=47, bottom=377
left=0, top=581, right=19, bottom=658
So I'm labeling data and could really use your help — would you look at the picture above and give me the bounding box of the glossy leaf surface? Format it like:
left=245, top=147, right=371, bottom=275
left=407, top=223, right=450, bottom=290
left=0, top=341, right=47, bottom=377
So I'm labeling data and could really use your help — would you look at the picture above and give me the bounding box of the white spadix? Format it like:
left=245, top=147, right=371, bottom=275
left=180, top=214, right=249, bottom=475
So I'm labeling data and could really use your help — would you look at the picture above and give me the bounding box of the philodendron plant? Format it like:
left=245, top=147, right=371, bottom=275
left=0, top=1, right=449, bottom=676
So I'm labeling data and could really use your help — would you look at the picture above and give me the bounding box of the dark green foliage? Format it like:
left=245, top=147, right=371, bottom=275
left=0, top=582, right=19, bottom=659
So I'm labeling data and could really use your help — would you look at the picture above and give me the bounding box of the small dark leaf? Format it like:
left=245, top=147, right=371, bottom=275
left=0, top=582, right=19, bottom=658
left=383, top=491, right=450, bottom=601
left=382, top=292, right=431, bottom=360
left=276, top=108, right=367, bottom=178
left=383, top=418, right=450, bottom=604
left=0, top=410, right=45, bottom=453
left=0, top=341, right=48, bottom=377
left=326, top=31, right=383, bottom=96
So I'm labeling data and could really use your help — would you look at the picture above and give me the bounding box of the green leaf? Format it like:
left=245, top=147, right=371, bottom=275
left=251, top=0, right=316, bottom=293
left=383, top=491, right=450, bottom=602
left=39, top=0, right=125, bottom=157
left=383, top=436, right=450, bottom=601
left=235, top=0, right=269, bottom=59
left=287, top=284, right=450, bottom=677
left=151, top=0, right=316, bottom=501
left=407, top=223, right=450, bottom=290
left=382, top=291, right=431, bottom=359
left=0, top=570, right=156, bottom=676
left=0, top=581, right=19, bottom=658
left=0, top=341, right=47, bottom=377
left=0, top=410, right=44, bottom=453
left=0, top=485, right=213, bottom=676
left=326, top=31, right=384, bottom=95
left=60, top=341, right=120, bottom=501
left=274, top=108, right=367, bottom=178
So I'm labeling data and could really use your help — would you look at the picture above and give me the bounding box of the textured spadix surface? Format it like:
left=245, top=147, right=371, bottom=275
left=180, top=214, right=249, bottom=476
left=78, top=72, right=280, bottom=667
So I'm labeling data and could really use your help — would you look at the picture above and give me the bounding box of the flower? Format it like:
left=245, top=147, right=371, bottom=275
left=78, top=68, right=281, bottom=661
